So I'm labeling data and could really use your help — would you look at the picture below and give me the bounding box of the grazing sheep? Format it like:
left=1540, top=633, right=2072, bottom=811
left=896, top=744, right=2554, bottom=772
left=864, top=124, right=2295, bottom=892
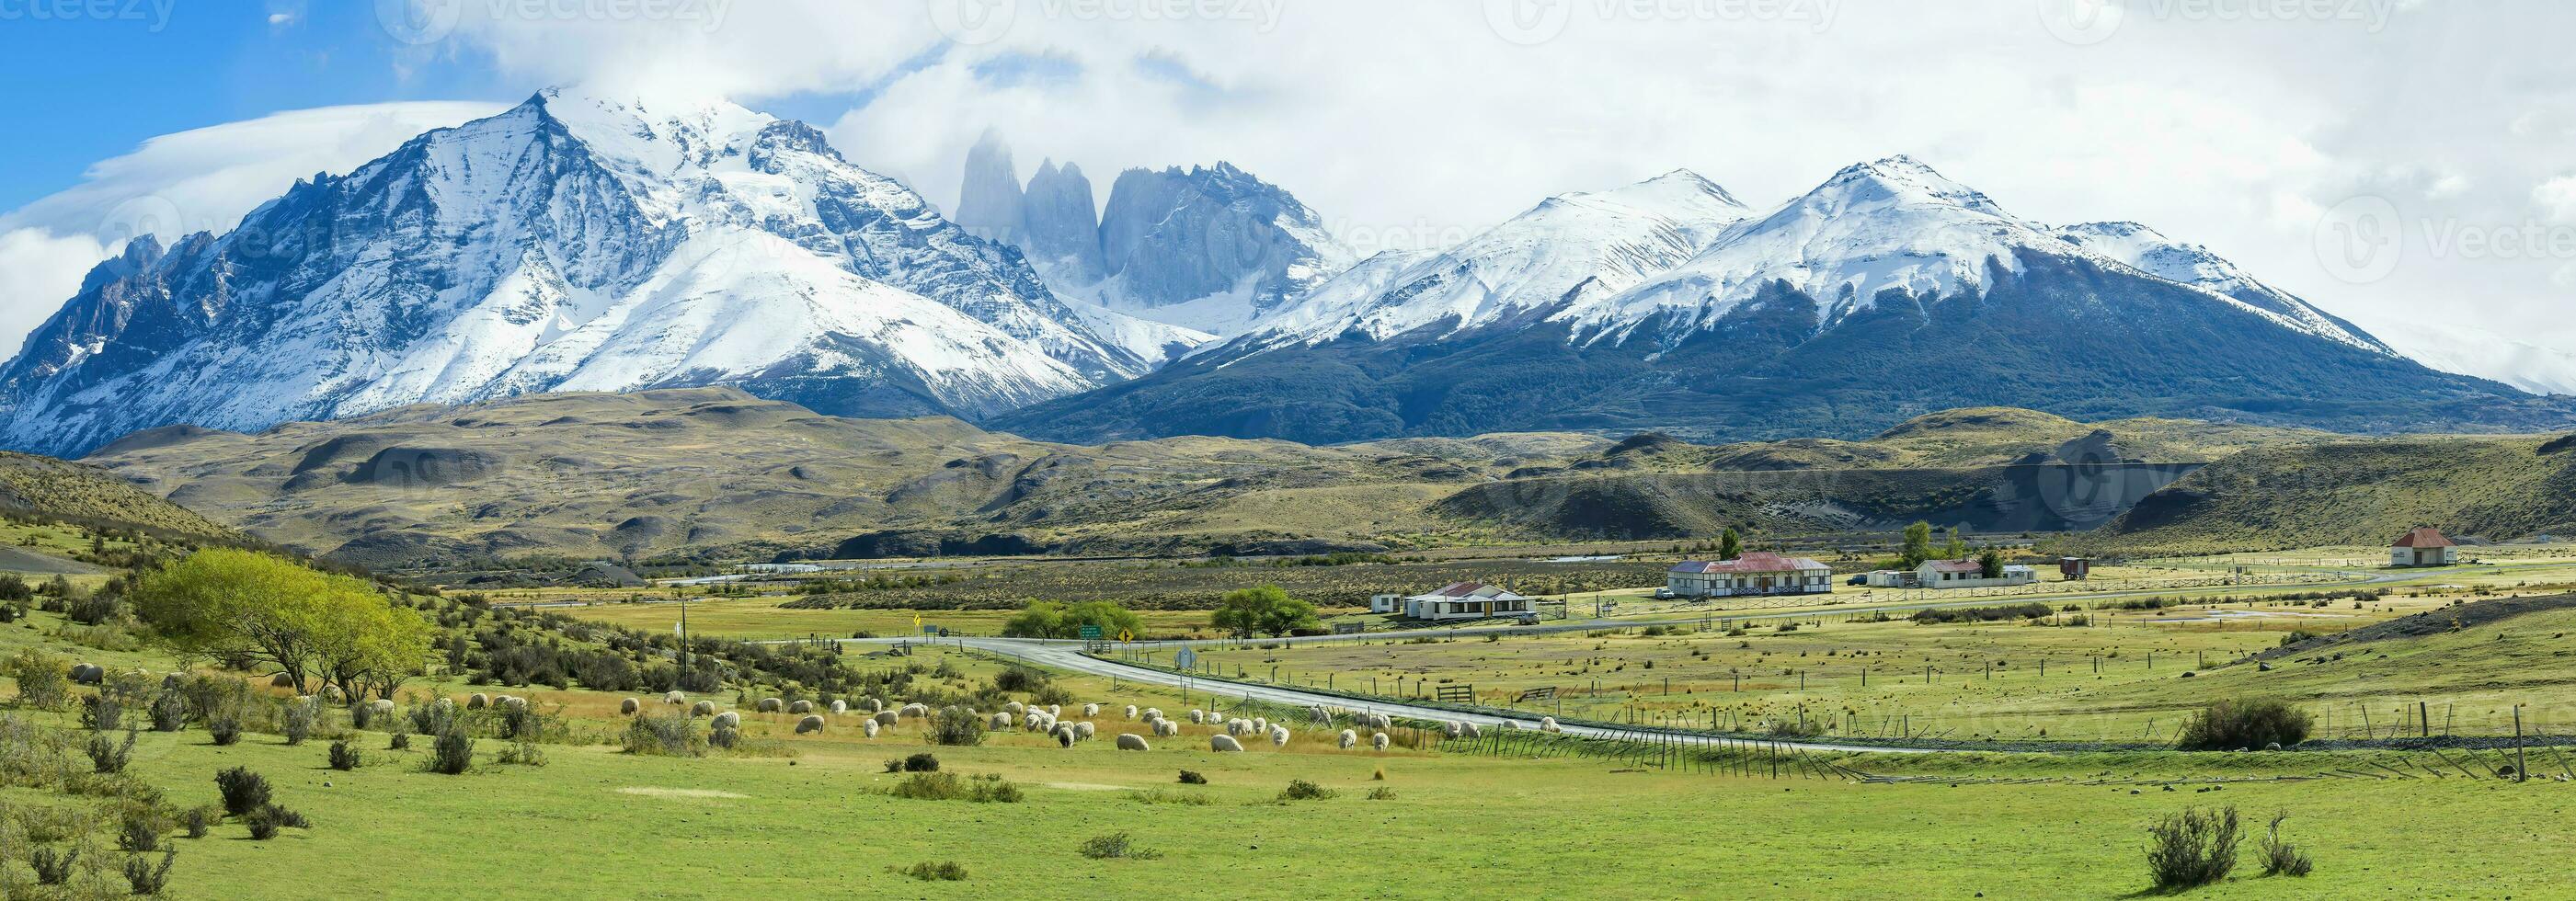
left=1365, top=713, right=1391, bottom=730
left=72, top=665, right=104, bottom=685
left=1005, top=701, right=1025, bottom=714
left=1154, top=720, right=1178, bottom=737
left=1442, top=721, right=1463, bottom=738
left=1499, top=720, right=1517, bottom=731
left=712, top=711, right=740, bottom=729
left=789, top=700, right=814, bottom=715
left=1056, top=728, right=1076, bottom=748
left=267, top=672, right=293, bottom=688
left=466, top=693, right=489, bottom=710
left=795, top=714, right=825, bottom=735
left=498, top=695, right=527, bottom=710
left=692, top=701, right=716, bottom=717
left=619, top=698, right=641, bottom=715
left=1339, top=729, right=1358, bottom=749
left=1074, top=722, right=1096, bottom=739
left=370, top=699, right=397, bottom=717
left=863, top=719, right=881, bottom=738
left=1253, top=717, right=1267, bottom=733
left=1460, top=722, right=1482, bottom=739
left=1141, top=708, right=1162, bottom=722
left=1048, top=704, right=1062, bottom=717
left=1083, top=703, right=1101, bottom=718
left=1123, top=705, right=1139, bottom=720
left=664, top=690, right=687, bottom=705
left=1116, top=733, right=1151, bottom=751
left=757, top=697, right=783, bottom=713
left=873, top=711, right=899, bottom=726
left=990, top=712, right=1013, bottom=730
left=829, top=700, right=847, bottom=715
left=1209, top=735, right=1244, bottom=752
left=1188, top=710, right=1206, bottom=724
left=1309, top=705, right=1334, bottom=724
left=1224, top=718, right=1250, bottom=736
left=1540, top=716, right=1559, bottom=733
left=865, top=698, right=884, bottom=713
left=899, top=703, right=929, bottom=719
left=1269, top=725, right=1290, bottom=747
left=1372, top=732, right=1390, bottom=750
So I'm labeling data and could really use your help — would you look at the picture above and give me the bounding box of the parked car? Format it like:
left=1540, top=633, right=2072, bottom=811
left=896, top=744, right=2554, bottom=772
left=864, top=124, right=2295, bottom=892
left=1653, top=587, right=1676, bottom=599
left=1846, top=575, right=1869, bottom=586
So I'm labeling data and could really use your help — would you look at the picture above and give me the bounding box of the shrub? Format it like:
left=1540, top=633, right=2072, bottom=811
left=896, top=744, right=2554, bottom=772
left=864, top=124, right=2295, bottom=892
left=1911, top=602, right=2054, bottom=624
left=79, top=692, right=126, bottom=731
left=207, top=714, right=241, bottom=747
left=898, top=861, right=967, bottom=882
left=708, top=722, right=740, bottom=750
left=884, top=770, right=1024, bottom=803
left=243, top=804, right=307, bottom=840
left=904, top=751, right=940, bottom=772
left=1177, top=769, right=1208, bottom=785
left=2146, top=805, right=2241, bottom=892
left=117, top=807, right=166, bottom=852
left=87, top=726, right=137, bottom=773
left=1129, top=788, right=1214, bottom=805
left=180, top=805, right=216, bottom=839
left=1077, top=832, right=1159, bottom=860
left=281, top=697, right=318, bottom=746
left=427, top=729, right=474, bottom=775
left=991, top=666, right=1049, bottom=693
left=215, top=766, right=271, bottom=816
left=123, top=847, right=177, bottom=895
left=928, top=707, right=986, bottom=747
left=148, top=690, right=186, bottom=732
left=1030, top=683, right=1077, bottom=708
left=29, top=844, right=77, bottom=885
left=883, top=758, right=905, bottom=773
left=1367, top=786, right=1398, bottom=800
left=1277, top=779, right=1337, bottom=802
left=496, top=737, right=547, bottom=767
left=620, top=712, right=704, bottom=758
left=388, top=732, right=410, bottom=751
left=4, top=651, right=71, bottom=705
left=2260, top=811, right=2313, bottom=877
left=2176, top=699, right=2311, bottom=751
left=328, top=740, right=361, bottom=771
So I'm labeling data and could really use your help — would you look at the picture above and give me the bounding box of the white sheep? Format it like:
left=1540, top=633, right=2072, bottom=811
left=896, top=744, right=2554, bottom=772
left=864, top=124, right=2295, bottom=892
left=873, top=711, right=899, bottom=726
left=1372, top=732, right=1390, bottom=750
left=1056, top=727, right=1076, bottom=748
left=1048, top=704, right=1062, bottom=717
left=1442, top=721, right=1463, bottom=738
left=756, top=697, right=783, bottom=713
left=692, top=701, right=716, bottom=717
left=1225, top=718, right=1252, bottom=736
left=1268, top=725, right=1290, bottom=747
left=1074, top=722, right=1097, bottom=739
left=466, top=693, right=489, bottom=710
left=663, top=690, right=687, bottom=705
left=795, top=714, right=825, bottom=735
left=370, top=699, right=397, bottom=717
left=1540, top=716, right=1560, bottom=733
left=789, top=700, right=815, bottom=715
left=1141, top=708, right=1162, bottom=722
left=619, top=698, right=641, bottom=715
left=1116, top=733, right=1151, bottom=751
left=711, top=711, right=740, bottom=729
left=865, top=697, right=885, bottom=713
left=990, top=712, right=1014, bottom=730
left=1083, top=703, right=1102, bottom=718
left=499, top=695, right=527, bottom=710
left=829, top=700, right=848, bottom=715
left=1460, top=722, right=1482, bottom=739
left=1154, top=719, right=1179, bottom=737
left=1123, top=704, right=1139, bottom=720
left=1339, top=729, right=1358, bottom=749
left=1253, top=717, right=1268, bottom=733
left=1209, top=735, right=1244, bottom=752
left=864, top=719, right=881, bottom=738
left=1005, top=701, right=1025, bottom=714
left=1188, top=710, right=1206, bottom=724
left=899, top=703, right=929, bottom=719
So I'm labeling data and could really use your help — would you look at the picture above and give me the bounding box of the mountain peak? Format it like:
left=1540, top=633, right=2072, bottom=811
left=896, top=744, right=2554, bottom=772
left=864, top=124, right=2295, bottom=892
left=1814, top=154, right=2004, bottom=217
left=1563, top=168, right=1748, bottom=220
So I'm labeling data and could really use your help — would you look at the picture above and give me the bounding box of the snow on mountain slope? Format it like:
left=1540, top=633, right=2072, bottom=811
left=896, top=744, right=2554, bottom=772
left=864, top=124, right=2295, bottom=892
left=0, top=88, right=1139, bottom=456
left=1260, top=170, right=1750, bottom=346
left=2374, top=321, right=2576, bottom=395
left=2048, top=221, right=2389, bottom=353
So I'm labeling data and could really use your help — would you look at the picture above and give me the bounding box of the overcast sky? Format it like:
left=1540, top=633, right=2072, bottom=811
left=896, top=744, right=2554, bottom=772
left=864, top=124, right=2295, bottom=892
left=3, top=0, right=2570, bottom=386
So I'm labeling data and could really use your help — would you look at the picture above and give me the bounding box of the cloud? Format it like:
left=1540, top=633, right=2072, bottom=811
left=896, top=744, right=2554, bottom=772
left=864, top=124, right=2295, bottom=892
left=0, top=100, right=504, bottom=356
left=2536, top=176, right=2576, bottom=224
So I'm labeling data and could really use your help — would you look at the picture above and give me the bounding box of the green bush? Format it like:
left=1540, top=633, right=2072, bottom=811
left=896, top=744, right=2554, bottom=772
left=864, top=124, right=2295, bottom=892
left=3, top=648, right=70, bottom=709
left=427, top=729, right=474, bottom=775
left=622, top=713, right=704, bottom=757
left=215, top=766, right=270, bottom=816
left=928, top=708, right=984, bottom=747
left=897, top=861, right=967, bottom=881
left=2260, top=811, right=2313, bottom=877
left=123, top=847, right=177, bottom=895
left=884, top=771, right=1024, bottom=803
left=87, top=726, right=137, bottom=774
left=2146, top=805, right=2240, bottom=892
left=328, top=740, right=361, bottom=771
left=1077, top=832, right=1159, bottom=860
left=243, top=804, right=308, bottom=840
left=1277, top=779, right=1337, bottom=802
left=2176, top=699, right=2311, bottom=751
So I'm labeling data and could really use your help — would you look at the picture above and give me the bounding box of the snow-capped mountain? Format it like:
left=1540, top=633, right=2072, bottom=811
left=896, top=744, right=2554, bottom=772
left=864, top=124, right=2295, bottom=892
left=2373, top=321, right=2576, bottom=396
left=955, top=137, right=1353, bottom=341
left=1002, top=156, right=2558, bottom=444
left=0, top=89, right=1146, bottom=457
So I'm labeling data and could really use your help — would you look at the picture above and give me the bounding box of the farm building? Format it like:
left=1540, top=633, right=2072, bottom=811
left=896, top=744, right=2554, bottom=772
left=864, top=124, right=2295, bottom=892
left=2390, top=527, right=2459, bottom=567
left=2059, top=557, right=2093, bottom=580
left=1867, top=559, right=2038, bottom=589
left=1399, top=582, right=1537, bottom=622
left=1666, top=553, right=1835, bottom=599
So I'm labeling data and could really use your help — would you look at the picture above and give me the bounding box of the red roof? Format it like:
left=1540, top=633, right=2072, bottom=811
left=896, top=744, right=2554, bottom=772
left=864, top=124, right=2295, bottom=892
left=1923, top=560, right=1986, bottom=574
left=2392, top=527, right=2455, bottom=549
left=1670, top=553, right=1829, bottom=575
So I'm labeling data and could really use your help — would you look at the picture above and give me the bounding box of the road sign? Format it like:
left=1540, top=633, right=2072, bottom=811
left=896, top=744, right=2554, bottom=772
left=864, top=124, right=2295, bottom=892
left=1117, top=629, right=1134, bottom=643
left=1174, top=648, right=1197, bottom=670
left=1078, top=624, right=1103, bottom=641
left=920, top=624, right=938, bottom=635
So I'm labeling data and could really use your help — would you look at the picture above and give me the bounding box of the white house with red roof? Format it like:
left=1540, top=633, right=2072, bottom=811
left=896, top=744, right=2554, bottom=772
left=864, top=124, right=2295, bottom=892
left=1867, top=558, right=2037, bottom=588
left=2390, top=527, right=2459, bottom=567
left=1392, top=582, right=1538, bottom=622
left=1666, top=553, right=1836, bottom=599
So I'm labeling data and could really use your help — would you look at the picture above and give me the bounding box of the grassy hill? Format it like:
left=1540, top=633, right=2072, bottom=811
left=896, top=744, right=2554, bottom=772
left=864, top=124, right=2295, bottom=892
left=0, top=450, right=237, bottom=542
left=2067, top=432, right=2576, bottom=554
left=86, top=390, right=2327, bottom=568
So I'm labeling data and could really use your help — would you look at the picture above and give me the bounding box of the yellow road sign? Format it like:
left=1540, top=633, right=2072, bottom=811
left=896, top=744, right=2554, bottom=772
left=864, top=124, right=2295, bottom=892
left=1118, top=629, right=1133, bottom=643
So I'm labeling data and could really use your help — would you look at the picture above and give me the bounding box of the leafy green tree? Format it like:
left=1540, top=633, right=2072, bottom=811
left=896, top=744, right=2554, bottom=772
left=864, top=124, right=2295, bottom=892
left=130, top=548, right=429, bottom=698
left=1899, top=521, right=1935, bottom=568
left=1002, top=599, right=1144, bottom=640
left=1978, top=549, right=2005, bottom=580
left=1210, top=585, right=1320, bottom=638
left=1943, top=524, right=1971, bottom=562
left=1717, top=528, right=1743, bottom=561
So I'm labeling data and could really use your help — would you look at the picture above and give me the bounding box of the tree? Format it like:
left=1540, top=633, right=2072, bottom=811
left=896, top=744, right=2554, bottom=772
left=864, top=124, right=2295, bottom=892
left=130, top=548, right=428, bottom=698
left=1717, top=528, right=1743, bottom=561
left=1943, top=525, right=1971, bottom=562
left=1899, top=521, right=1935, bottom=568
left=1002, top=599, right=1144, bottom=640
left=1210, top=585, right=1320, bottom=638
left=1978, top=549, right=2005, bottom=580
